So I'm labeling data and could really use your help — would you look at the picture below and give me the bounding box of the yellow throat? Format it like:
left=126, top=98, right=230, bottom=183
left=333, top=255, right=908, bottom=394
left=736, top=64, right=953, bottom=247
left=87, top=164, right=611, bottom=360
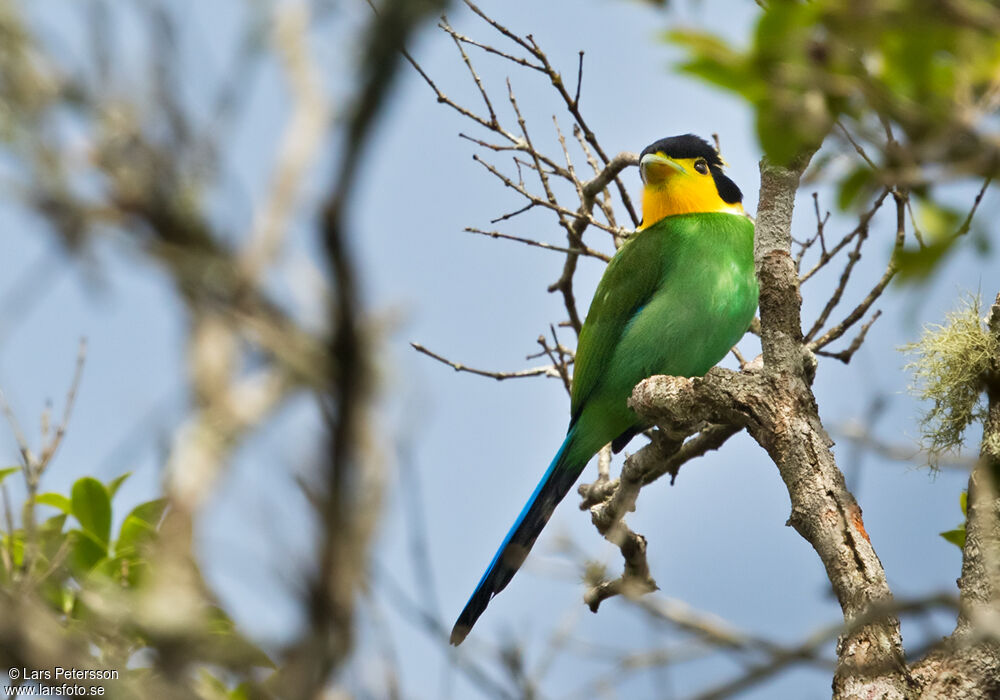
left=639, top=154, right=744, bottom=229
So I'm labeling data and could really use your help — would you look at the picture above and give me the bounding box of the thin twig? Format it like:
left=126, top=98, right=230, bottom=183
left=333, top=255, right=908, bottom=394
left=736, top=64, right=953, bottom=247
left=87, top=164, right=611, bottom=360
left=411, top=342, right=562, bottom=381
left=439, top=17, right=543, bottom=73
left=0, top=389, right=33, bottom=470
left=809, top=192, right=905, bottom=351
left=444, top=19, right=499, bottom=125
left=835, top=421, right=976, bottom=470
left=38, top=338, right=88, bottom=467
left=573, top=51, right=583, bottom=107
left=470, top=155, right=620, bottom=235
left=799, top=188, right=890, bottom=284
left=954, top=176, right=992, bottom=238
left=814, top=309, right=882, bottom=364
left=793, top=192, right=829, bottom=270
left=837, top=120, right=879, bottom=170
left=540, top=325, right=573, bottom=395
left=804, top=218, right=868, bottom=342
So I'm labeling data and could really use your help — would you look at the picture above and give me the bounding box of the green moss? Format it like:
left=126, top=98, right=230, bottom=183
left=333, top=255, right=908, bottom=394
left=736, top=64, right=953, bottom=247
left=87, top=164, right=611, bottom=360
left=902, top=295, right=999, bottom=468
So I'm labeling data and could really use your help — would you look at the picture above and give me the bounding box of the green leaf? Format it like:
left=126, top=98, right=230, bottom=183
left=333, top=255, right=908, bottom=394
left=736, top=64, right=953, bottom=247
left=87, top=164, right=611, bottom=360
left=895, top=238, right=959, bottom=283
left=916, top=199, right=962, bottom=241
left=123, top=558, right=151, bottom=587
left=39, top=578, right=67, bottom=612
left=36, top=492, right=72, bottom=514
left=94, top=555, right=131, bottom=582
left=128, top=498, right=168, bottom=527
left=68, top=529, right=106, bottom=572
left=38, top=514, right=68, bottom=563
left=669, top=30, right=755, bottom=96
left=0, top=466, right=21, bottom=485
left=837, top=167, right=874, bottom=211
left=40, top=513, right=67, bottom=534
left=940, top=490, right=969, bottom=549
left=106, top=472, right=132, bottom=499
left=71, top=477, right=112, bottom=545
left=116, top=517, right=156, bottom=558
left=940, top=527, right=966, bottom=549
left=115, top=499, right=167, bottom=558
left=61, top=588, right=76, bottom=616
left=2, top=531, right=24, bottom=569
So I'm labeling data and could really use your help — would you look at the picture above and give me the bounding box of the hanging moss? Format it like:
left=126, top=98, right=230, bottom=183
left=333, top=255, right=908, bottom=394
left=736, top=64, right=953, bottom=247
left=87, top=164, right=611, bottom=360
left=902, top=295, right=999, bottom=468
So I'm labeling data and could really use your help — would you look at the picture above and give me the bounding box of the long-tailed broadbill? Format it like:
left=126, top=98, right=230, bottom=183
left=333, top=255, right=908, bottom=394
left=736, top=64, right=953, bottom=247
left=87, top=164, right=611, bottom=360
left=451, top=134, right=759, bottom=645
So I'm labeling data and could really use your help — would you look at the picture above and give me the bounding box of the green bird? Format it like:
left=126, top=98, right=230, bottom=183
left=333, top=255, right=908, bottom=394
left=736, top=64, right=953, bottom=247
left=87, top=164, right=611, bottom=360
left=451, top=134, right=758, bottom=645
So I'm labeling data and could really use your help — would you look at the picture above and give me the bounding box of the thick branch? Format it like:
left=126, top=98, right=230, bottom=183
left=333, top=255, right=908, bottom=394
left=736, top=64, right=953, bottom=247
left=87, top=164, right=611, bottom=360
left=959, top=293, right=1000, bottom=632
left=763, top=156, right=907, bottom=697
left=912, top=291, right=1000, bottom=698
left=631, top=367, right=907, bottom=696
left=755, top=155, right=813, bottom=369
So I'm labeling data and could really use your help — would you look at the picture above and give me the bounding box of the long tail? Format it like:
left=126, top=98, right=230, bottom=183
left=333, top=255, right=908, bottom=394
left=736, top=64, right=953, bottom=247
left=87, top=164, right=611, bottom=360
left=451, top=427, right=587, bottom=645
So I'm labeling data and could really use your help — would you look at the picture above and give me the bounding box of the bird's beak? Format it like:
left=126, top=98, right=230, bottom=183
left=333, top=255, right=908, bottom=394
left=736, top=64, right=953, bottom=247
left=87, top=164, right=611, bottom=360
left=640, top=152, right=685, bottom=185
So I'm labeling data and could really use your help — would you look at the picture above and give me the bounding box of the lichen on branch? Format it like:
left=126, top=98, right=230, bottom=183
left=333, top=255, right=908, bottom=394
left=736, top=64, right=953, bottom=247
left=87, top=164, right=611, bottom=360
left=903, top=294, right=1000, bottom=467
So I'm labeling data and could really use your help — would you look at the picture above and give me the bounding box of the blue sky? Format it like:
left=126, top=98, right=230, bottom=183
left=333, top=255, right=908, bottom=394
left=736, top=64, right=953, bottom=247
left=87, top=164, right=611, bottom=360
left=1, top=1, right=994, bottom=698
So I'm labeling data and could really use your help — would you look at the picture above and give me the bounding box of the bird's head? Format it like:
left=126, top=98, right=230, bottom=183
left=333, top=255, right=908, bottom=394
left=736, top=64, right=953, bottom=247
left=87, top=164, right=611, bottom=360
left=638, top=134, right=744, bottom=229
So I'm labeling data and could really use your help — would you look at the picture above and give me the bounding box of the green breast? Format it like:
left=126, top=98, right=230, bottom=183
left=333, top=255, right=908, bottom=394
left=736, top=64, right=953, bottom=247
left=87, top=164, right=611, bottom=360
left=568, top=212, right=757, bottom=450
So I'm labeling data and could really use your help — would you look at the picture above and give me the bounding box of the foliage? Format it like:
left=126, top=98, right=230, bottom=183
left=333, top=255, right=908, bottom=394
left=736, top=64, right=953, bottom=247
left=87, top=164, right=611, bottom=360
left=903, top=294, right=999, bottom=467
left=669, top=0, right=999, bottom=283
left=669, top=0, right=1000, bottom=173
left=0, top=466, right=269, bottom=694
left=940, top=490, right=968, bottom=549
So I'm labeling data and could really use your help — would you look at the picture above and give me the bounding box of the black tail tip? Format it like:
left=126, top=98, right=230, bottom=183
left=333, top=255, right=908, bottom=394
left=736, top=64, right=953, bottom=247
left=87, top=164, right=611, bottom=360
left=450, top=623, right=471, bottom=646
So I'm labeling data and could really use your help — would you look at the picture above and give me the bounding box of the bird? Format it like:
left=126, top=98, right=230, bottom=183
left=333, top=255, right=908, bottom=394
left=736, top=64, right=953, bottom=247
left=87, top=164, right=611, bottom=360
left=450, top=134, right=759, bottom=645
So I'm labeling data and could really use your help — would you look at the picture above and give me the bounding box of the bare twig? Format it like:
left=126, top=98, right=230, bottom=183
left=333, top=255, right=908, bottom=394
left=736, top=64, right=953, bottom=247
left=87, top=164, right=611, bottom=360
left=804, top=218, right=868, bottom=342
left=444, top=21, right=500, bottom=125
left=837, top=120, right=879, bottom=171
left=815, top=309, right=882, bottom=364
left=0, top=389, right=33, bottom=470
left=470, top=155, right=621, bottom=235
left=793, top=192, right=829, bottom=270
left=835, top=421, right=976, bottom=470
left=573, top=51, right=584, bottom=107
left=468, top=225, right=607, bottom=258
left=799, top=188, right=890, bottom=284
left=373, top=559, right=517, bottom=700
left=538, top=327, right=574, bottom=395
left=37, top=338, right=87, bottom=468
left=809, top=192, right=906, bottom=352
left=411, top=342, right=562, bottom=381
left=954, top=177, right=992, bottom=238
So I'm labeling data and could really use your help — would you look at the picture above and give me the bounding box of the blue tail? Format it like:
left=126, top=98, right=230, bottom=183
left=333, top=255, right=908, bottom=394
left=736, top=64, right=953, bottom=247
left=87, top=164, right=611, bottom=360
left=450, top=428, right=586, bottom=645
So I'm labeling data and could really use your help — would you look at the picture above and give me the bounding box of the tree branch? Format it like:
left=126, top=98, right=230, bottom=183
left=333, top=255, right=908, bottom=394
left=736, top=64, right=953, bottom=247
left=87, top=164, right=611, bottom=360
left=912, top=291, right=1000, bottom=698
left=410, top=342, right=563, bottom=381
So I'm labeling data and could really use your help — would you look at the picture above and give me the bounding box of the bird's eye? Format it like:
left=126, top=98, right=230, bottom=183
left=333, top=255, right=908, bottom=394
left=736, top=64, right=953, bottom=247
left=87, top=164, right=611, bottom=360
left=694, top=159, right=709, bottom=175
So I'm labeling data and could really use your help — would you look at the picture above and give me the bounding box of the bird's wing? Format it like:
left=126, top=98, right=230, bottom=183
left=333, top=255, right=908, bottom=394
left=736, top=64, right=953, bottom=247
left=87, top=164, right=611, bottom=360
left=569, top=223, right=670, bottom=425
